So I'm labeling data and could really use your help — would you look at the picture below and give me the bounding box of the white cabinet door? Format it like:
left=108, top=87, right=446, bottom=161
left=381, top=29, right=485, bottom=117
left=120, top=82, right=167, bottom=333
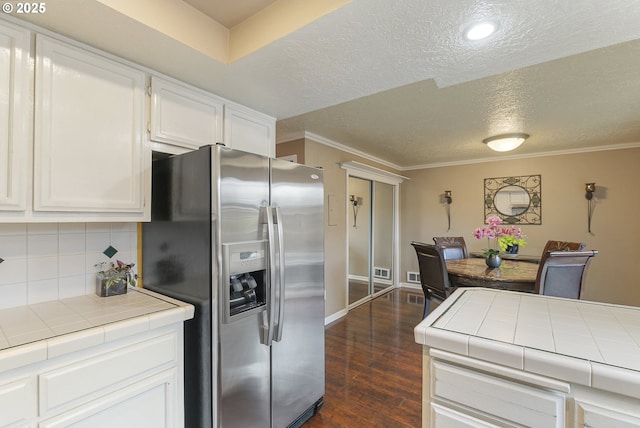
left=39, top=369, right=177, bottom=428
left=575, top=400, right=640, bottom=428
left=223, top=102, right=275, bottom=157
left=0, top=376, right=37, bottom=427
left=33, top=35, right=149, bottom=218
left=150, top=76, right=223, bottom=152
left=0, top=20, right=30, bottom=212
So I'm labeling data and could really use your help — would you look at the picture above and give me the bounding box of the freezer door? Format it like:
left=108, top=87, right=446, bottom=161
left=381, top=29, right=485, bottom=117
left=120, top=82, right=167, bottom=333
left=217, top=146, right=272, bottom=428
left=270, top=159, right=325, bottom=427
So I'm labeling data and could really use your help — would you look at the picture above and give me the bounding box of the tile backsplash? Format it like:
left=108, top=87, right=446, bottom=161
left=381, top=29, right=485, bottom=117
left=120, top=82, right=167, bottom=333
left=0, top=223, right=138, bottom=310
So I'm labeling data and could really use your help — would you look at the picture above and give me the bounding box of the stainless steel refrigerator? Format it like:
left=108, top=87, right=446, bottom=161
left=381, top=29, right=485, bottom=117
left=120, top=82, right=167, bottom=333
left=142, top=145, right=325, bottom=428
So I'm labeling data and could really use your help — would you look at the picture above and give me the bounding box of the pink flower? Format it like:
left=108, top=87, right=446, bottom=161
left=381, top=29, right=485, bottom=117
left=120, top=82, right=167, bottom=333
left=474, top=216, right=527, bottom=254
left=486, top=215, right=502, bottom=227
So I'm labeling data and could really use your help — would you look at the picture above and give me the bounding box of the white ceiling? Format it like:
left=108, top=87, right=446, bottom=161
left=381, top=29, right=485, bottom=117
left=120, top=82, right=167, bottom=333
left=14, top=0, right=640, bottom=169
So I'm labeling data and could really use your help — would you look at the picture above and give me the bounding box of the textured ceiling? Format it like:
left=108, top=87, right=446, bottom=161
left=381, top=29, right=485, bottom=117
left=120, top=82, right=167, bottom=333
left=13, top=0, right=640, bottom=169
left=278, top=39, right=640, bottom=167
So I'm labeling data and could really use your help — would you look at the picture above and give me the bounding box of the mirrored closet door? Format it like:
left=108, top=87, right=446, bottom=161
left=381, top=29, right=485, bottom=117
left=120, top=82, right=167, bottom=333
left=343, top=162, right=405, bottom=308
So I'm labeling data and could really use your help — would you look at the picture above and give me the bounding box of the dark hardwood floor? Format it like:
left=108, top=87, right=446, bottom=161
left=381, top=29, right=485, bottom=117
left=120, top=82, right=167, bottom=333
left=303, top=288, right=432, bottom=428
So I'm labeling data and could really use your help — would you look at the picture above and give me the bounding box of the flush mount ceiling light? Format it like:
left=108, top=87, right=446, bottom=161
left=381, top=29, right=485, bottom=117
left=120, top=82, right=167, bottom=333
left=483, top=133, right=529, bottom=152
left=464, top=21, right=496, bottom=41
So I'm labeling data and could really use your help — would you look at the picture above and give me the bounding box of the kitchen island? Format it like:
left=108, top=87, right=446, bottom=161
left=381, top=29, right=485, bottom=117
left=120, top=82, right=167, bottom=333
left=415, top=288, right=640, bottom=427
left=0, top=288, right=194, bottom=427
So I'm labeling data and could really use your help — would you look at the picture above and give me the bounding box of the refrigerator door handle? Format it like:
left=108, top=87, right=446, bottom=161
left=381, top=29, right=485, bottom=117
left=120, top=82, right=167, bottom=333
left=274, top=206, right=286, bottom=342
left=264, top=206, right=277, bottom=347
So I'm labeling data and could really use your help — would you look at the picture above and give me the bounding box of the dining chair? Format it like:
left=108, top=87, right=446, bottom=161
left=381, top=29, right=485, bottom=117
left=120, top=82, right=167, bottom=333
left=411, top=241, right=454, bottom=318
left=542, top=240, right=586, bottom=254
left=433, top=236, right=468, bottom=260
left=534, top=250, right=598, bottom=299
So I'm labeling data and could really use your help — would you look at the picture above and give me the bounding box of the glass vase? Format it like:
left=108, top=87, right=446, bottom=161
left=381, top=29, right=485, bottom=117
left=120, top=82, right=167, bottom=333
left=96, top=271, right=128, bottom=297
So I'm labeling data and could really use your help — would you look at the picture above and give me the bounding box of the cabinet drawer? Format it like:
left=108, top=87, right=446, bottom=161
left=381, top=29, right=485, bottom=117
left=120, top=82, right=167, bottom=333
left=39, top=369, right=176, bottom=428
left=39, top=332, right=177, bottom=414
left=0, top=376, right=37, bottom=426
left=575, top=400, right=640, bottom=428
left=432, top=361, right=565, bottom=428
left=431, top=402, right=501, bottom=427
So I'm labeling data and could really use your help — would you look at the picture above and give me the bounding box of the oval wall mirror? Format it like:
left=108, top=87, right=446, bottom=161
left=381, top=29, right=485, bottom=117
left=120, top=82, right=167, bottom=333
left=484, top=175, right=541, bottom=224
left=493, top=185, right=531, bottom=216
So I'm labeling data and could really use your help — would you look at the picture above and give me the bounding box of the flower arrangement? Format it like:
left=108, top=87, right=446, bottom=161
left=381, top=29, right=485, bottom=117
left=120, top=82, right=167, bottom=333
left=474, top=215, right=527, bottom=257
left=95, top=260, right=137, bottom=295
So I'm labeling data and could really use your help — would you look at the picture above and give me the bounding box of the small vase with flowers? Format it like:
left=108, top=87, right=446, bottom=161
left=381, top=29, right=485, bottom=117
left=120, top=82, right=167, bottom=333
left=95, top=260, right=137, bottom=297
left=474, top=215, right=527, bottom=268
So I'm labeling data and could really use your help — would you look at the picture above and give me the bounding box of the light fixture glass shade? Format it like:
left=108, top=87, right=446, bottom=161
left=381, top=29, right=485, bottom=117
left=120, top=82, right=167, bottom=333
left=483, top=133, right=529, bottom=152
left=465, top=22, right=496, bottom=40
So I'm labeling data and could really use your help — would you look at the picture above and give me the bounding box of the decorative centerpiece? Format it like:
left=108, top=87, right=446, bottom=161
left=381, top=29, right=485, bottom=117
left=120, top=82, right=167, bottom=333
left=474, top=215, right=527, bottom=268
left=95, top=260, right=137, bottom=297
left=498, top=231, right=527, bottom=255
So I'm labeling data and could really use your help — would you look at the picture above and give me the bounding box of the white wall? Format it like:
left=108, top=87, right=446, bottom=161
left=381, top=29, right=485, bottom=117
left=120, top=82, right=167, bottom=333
left=0, top=223, right=138, bottom=309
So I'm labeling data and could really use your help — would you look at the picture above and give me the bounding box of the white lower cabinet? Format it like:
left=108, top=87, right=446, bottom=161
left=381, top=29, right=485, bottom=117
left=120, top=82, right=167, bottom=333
left=0, top=376, right=37, bottom=427
left=430, top=360, right=565, bottom=428
left=0, top=324, right=184, bottom=428
left=572, top=384, right=640, bottom=428
left=39, top=369, right=176, bottom=428
left=574, top=400, right=640, bottom=428
left=431, top=403, right=500, bottom=428
left=425, top=352, right=640, bottom=428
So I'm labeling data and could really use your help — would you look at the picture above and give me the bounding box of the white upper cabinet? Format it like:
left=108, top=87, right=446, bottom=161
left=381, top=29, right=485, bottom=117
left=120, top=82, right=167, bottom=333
left=150, top=76, right=275, bottom=158
left=150, top=76, right=223, bottom=153
left=0, top=17, right=275, bottom=221
left=0, top=20, right=30, bottom=212
left=32, top=35, right=150, bottom=221
left=223, top=102, right=275, bottom=157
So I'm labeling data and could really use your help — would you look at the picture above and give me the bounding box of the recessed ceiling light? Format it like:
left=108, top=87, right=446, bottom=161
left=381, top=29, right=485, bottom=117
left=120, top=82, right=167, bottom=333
left=464, top=22, right=496, bottom=41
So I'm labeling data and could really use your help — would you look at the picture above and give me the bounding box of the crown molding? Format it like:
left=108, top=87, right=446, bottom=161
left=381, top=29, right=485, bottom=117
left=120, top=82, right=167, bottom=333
left=401, top=141, right=640, bottom=170
left=339, top=161, right=409, bottom=184
left=277, top=131, right=403, bottom=171
left=277, top=131, right=640, bottom=172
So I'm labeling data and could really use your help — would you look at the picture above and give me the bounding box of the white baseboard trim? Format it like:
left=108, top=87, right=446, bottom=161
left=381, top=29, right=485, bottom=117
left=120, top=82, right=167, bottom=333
left=399, top=282, right=421, bottom=290
left=325, top=308, right=348, bottom=325
left=324, top=284, right=422, bottom=325
left=348, top=274, right=368, bottom=283
left=349, top=275, right=393, bottom=286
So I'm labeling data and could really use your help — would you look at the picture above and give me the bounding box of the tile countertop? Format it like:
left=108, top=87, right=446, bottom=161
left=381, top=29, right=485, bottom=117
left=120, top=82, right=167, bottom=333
left=415, top=288, right=640, bottom=399
left=0, top=288, right=194, bottom=373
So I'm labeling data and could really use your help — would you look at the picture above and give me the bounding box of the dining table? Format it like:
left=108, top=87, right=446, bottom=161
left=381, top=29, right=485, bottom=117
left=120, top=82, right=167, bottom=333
left=446, top=257, right=539, bottom=293
left=469, top=251, right=541, bottom=264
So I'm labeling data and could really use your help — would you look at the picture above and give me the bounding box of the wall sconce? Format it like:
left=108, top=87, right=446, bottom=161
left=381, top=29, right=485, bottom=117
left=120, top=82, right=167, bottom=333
left=349, top=194, right=362, bottom=228
left=483, top=133, right=529, bottom=152
left=585, top=183, right=595, bottom=233
left=444, top=190, right=452, bottom=231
